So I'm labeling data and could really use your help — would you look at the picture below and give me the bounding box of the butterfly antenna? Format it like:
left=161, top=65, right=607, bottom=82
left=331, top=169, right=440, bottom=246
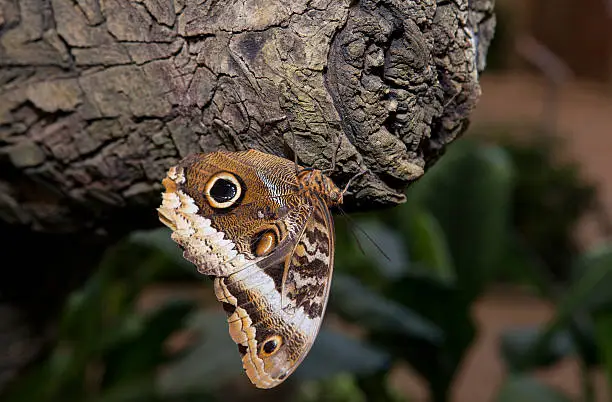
left=345, top=216, right=367, bottom=256
left=338, top=206, right=392, bottom=262
left=341, top=169, right=367, bottom=196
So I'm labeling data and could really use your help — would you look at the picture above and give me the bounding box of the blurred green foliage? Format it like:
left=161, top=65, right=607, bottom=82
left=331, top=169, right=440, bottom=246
left=497, top=134, right=597, bottom=283
left=3, top=137, right=611, bottom=402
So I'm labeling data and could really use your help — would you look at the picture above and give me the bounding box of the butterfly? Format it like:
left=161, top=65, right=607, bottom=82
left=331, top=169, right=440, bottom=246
left=157, top=149, right=347, bottom=388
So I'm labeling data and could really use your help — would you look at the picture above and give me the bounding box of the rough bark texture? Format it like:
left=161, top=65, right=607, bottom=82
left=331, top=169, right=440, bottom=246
left=0, top=0, right=495, bottom=392
left=1, top=0, right=495, bottom=232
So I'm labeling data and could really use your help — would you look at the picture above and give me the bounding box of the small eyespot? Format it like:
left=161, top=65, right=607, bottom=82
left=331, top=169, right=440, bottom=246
left=204, top=172, right=242, bottom=209
left=260, top=335, right=283, bottom=357
left=251, top=230, right=278, bottom=257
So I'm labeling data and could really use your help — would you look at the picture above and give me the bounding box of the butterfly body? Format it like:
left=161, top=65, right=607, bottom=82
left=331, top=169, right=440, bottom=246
left=157, top=150, right=341, bottom=388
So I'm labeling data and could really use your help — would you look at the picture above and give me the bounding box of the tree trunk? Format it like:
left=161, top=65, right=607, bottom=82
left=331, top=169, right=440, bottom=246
left=0, top=0, right=495, bottom=392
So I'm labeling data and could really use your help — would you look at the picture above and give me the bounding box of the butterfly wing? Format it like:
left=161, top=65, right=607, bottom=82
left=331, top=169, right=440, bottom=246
left=215, top=195, right=335, bottom=388
left=158, top=150, right=304, bottom=277
left=158, top=150, right=336, bottom=388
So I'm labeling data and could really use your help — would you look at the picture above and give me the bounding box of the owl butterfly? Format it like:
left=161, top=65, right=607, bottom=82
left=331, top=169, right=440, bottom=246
left=157, top=149, right=346, bottom=388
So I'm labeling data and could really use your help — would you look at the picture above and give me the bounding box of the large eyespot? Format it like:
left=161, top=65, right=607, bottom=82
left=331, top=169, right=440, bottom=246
left=260, top=335, right=283, bottom=357
left=204, top=172, right=242, bottom=209
left=251, top=230, right=278, bottom=257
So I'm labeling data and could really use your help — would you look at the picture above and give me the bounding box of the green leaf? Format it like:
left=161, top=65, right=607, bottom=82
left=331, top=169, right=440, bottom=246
left=400, top=205, right=455, bottom=284
left=514, top=243, right=612, bottom=370
left=496, top=375, right=572, bottom=402
left=294, top=330, right=390, bottom=380
left=355, top=370, right=407, bottom=402
left=129, top=229, right=197, bottom=276
left=158, top=312, right=242, bottom=395
left=384, top=273, right=475, bottom=401
left=500, top=326, right=574, bottom=371
left=94, top=374, right=159, bottom=402
left=593, top=309, right=612, bottom=389
left=58, top=274, right=107, bottom=350
left=297, top=374, right=368, bottom=402
left=571, top=244, right=612, bottom=310
left=333, top=216, right=390, bottom=288
left=493, top=232, right=550, bottom=292
left=407, top=140, right=514, bottom=299
left=3, top=364, right=59, bottom=402
left=103, top=300, right=195, bottom=386
left=499, top=134, right=596, bottom=283
left=58, top=239, right=175, bottom=348
left=349, top=219, right=409, bottom=280
left=330, top=274, right=442, bottom=344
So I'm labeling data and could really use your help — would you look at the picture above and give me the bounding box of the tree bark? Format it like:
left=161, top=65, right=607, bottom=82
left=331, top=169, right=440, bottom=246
left=0, top=0, right=495, bottom=392
left=1, top=0, right=495, bottom=232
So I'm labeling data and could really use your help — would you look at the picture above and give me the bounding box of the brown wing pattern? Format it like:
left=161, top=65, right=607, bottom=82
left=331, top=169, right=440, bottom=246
left=213, top=196, right=335, bottom=388
left=158, top=150, right=340, bottom=389
left=282, top=194, right=334, bottom=321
